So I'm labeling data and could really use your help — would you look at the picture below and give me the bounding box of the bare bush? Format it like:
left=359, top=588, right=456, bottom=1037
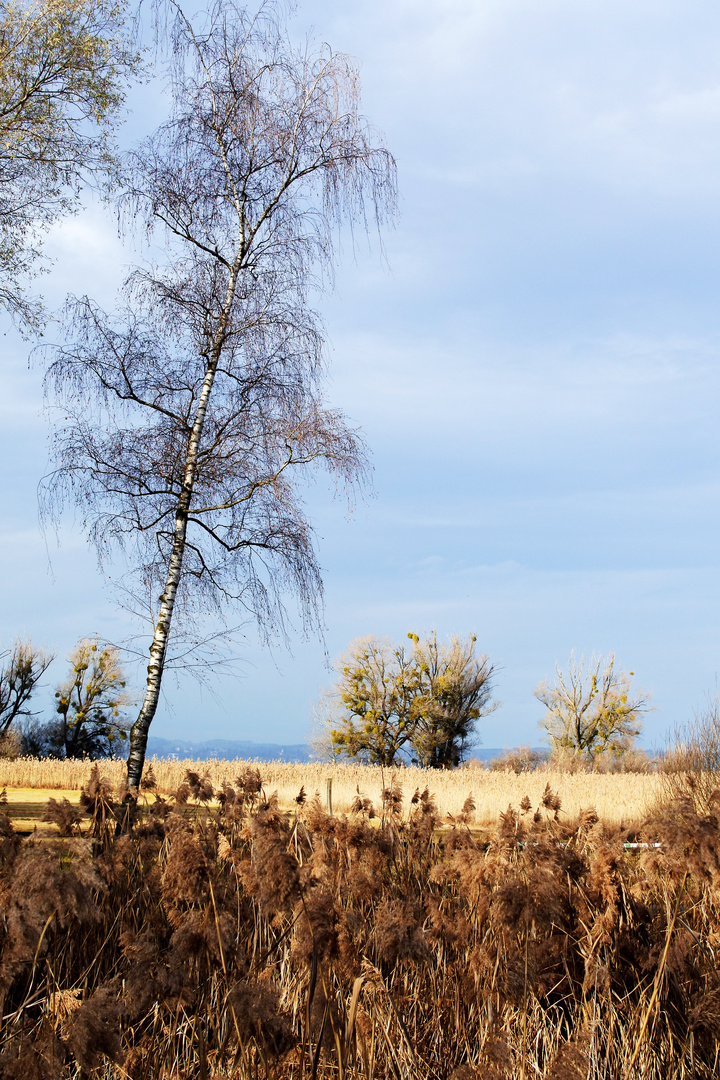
left=661, top=698, right=720, bottom=812
left=489, top=746, right=550, bottom=773
left=0, top=729, right=21, bottom=760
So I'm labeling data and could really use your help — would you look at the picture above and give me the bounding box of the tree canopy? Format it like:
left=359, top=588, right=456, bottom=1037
left=327, top=631, right=496, bottom=767
left=0, top=0, right=140, bottom=327
left=0, top=639, right=52, bottom=733
left=22, top=638, right=131, bottom=758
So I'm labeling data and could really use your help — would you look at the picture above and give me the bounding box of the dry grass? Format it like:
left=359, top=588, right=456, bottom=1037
left=0, top=756, right=662, bottom=825
left=0, top=763, right=718, bottom=1078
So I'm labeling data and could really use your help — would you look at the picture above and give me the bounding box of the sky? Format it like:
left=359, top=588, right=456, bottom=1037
left=3, top=0, right=720, bottom=751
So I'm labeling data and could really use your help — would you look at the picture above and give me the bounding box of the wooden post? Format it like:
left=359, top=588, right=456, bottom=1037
left=326, top=777, right=333, bottom=816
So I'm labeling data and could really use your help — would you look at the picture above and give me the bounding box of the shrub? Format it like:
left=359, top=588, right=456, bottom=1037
left=661, top=698, right=720, bottom=812
left=0, top=729, right=21, bottom=760
left=488, top=746, right=550, bottom=773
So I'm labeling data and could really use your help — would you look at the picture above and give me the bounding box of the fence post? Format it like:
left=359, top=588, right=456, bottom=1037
left=326, top=777, right=333, bottom=816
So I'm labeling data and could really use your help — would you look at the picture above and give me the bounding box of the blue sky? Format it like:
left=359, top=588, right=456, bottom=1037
left=3, top=0, right=720, bottom=750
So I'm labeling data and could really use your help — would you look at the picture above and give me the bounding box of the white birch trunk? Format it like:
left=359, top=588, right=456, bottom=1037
left=126, top=263, right=240, bottom=790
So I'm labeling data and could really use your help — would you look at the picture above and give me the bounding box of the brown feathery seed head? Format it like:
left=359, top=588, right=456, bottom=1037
left=304, top=793, right=337, bottom=835
left=689, top=987, right=720, bottom=1035
left=582, top=956, right=612, bottom=996
left=169, top=907, right=237, bottom=974
left=482, top=1037, right=514, bottom=1071
left=495, top=804, right=527, bottom=851
left=291, top=883, right=338, bottom=965
left=0, top=1017, right=65, bottom=1080
left=374, top=898, right=429, bottom=966
left=351, top=785, right=375, bottom=818
left=228, top=975, right=293, bottom=1058
left=237, top=819, right=301, bottom=917
left=541, top=782, right=563, bottom=817
left=640, top=797, right=720, bottom=893
left=546, top=1034, right=590, bottom=1080
left=0, top=809, right=20, bottom=867
left=42, top=797, right=82, bottom=837
left=2, top=838, right=106, bottom=987
left=488, top=870, right=564, bottom=939
left=217, top=780, right=236, bottom=806
left=119, top=926, right=161, bottom=966
left=184, top=769, right=214, bottom=802
left=47, top=988, right=83, bottom=1031
left=161, top=817, right=209, bottom=907
left=94, top=832, right=135, bottom=887
left=65, top=982, right=123, bottom=1073
left=173, top=781, right=190, bottom=805
left=79, top=763, right=114, bottom=812
left=578, top=806, right=599, bottom=829
left=381, top=776, right=403, bottom=817
left=235, top=766, right=263, bottom=800
left=140, top=763, right=157, bottom=791
left=424, top=893, right=471, bottom=950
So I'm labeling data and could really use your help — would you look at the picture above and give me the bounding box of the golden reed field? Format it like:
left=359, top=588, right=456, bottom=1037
left=0, top=755, right=662, bottom=825
left=1, top=757, right=718, bottom=1078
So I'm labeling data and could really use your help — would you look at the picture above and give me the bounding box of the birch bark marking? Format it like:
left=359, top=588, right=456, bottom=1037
left=127, top=262, right=240, bottom=789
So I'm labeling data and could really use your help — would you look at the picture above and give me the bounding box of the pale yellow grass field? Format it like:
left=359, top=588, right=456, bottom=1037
left=1, top=787, right=81, bottom=832
left=0, top=757, right=663, bottom=825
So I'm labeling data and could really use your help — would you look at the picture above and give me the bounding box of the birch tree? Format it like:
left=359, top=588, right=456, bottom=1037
left=42, top=0, right=396, bottom=788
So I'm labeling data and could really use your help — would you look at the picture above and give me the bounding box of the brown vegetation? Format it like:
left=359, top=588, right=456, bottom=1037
left=661, top=699, right=720, bottom=814
left=0, top=765, right=719, bottom=1077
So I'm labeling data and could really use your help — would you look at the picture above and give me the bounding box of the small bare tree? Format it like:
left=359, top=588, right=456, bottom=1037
left=0, top=639, right=53, bottom=733
left=661, top=698, right=720, bottom=813
left=42, top=0, right=396, bottom=788
left=329, top=635, right=425, bottom=766
left=536, top=653, right=649, bottom=764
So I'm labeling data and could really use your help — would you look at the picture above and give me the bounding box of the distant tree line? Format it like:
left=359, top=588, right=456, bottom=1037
left=1, top=630, right=651, bottom=768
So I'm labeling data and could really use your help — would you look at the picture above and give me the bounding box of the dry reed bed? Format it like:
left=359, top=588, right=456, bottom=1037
left=0, top=756, right=662, bottom=824
left=1, top=765, right=719, bottom=1078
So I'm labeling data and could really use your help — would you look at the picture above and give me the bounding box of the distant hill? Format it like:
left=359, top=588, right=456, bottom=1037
left=144, top=738, right=539, bottom=765
left=146, top=737, right=312, bottom=762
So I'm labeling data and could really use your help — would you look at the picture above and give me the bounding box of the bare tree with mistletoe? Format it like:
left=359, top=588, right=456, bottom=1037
left=42, top=0, right=397, bottom=788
